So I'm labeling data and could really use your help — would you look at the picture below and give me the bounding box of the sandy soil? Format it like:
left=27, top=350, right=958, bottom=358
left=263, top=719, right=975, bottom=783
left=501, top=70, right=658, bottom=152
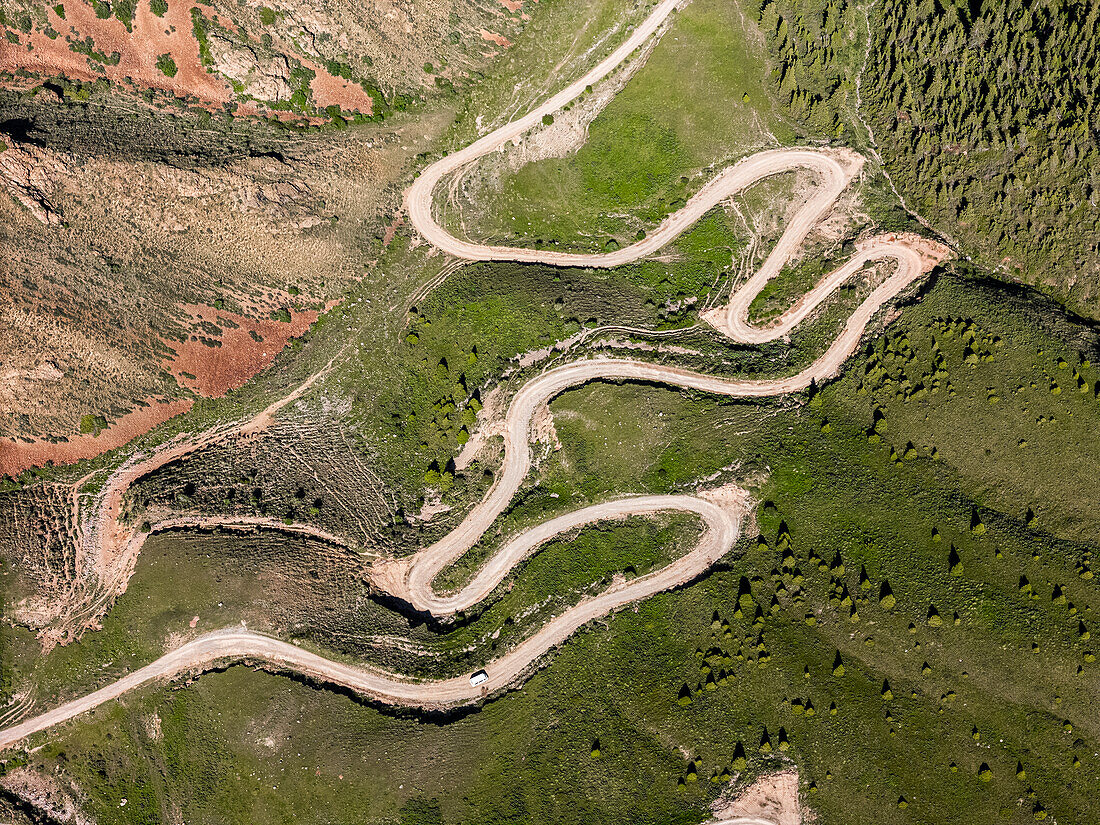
left=711, top=771, right=803, bottom=825
left=0, top=398, right=193, bottom=479
left=164, top=303, right=320, bottom=397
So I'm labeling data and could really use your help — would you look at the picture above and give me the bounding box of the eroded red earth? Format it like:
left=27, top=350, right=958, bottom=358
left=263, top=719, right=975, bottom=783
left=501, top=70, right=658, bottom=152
left=1, top=0, right=232, bottom=104
left=163, top=303, right=321, bottom=397
left=2, top=301, right=325, bottom=478
left=0, top=0, right=373, bottom=116
left=0, top=398, right=193, bottom=478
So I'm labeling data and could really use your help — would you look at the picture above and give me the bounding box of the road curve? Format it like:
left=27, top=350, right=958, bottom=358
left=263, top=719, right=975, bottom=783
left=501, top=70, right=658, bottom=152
left=0, top=492, right=738, bottom=749
left=42, top=355, right=341, bottom=647
left=0, top=0, right=948, bottom=756
left=375, top=238, right=938, bottom=618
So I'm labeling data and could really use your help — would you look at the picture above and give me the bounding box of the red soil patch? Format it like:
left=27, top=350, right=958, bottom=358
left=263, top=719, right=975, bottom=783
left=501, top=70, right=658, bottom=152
left=306, top=62, right=375, bottom=115
left=0, top=0, right=234, bottom=105
left=0, top=398, right=193, bottom=479
left=163, top=303, right=320, bottom=397
left=498, top=0, right=523, bottom=11
left=479, top=29, right=513, bottom=48
left=1, top=1, right=369, bottom=119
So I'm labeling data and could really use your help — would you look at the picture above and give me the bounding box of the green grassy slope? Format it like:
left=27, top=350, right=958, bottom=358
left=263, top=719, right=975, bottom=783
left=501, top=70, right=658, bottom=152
left=10, top=273, right=1100, bottom=825
left=2, top=0, right=1100, bottom=823
left=447, top=0, right=797, bottom=252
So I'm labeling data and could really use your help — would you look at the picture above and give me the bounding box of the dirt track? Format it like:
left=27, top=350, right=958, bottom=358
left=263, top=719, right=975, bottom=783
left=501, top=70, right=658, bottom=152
left=0, top=0, right=948, bottom=753
left=39, top=355, right=340, bottom=647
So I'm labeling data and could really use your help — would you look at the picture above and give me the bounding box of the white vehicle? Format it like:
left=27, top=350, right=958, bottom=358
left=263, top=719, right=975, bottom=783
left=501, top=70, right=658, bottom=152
left=469, top=669, right=488, bottom=687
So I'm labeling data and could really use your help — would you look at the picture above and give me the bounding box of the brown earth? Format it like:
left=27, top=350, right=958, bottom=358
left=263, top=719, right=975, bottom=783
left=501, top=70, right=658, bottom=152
left=711, top=770, right=804, bottom=825
left=1, top=0, right=234, bottom=105
left=305, top=60, right=375, bottom=114
left=479, top=29, right=512, bottom=48
left=0, top=0, right=375, bottom=116
left=163, top=302, right=322, bottom=397
left=0, top=398, right=193, bottom=478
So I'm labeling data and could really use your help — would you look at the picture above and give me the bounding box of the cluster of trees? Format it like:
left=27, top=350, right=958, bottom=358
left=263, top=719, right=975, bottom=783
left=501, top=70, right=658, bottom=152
left=758, top=0, right=1100, bottom=316
left=667, top=495, right=1096, bottom=815
left=675, top=744, right=748, bottom=791
left=865, top=0, right=1100, bottom=315
left=756, top=0, right=860, bottom=136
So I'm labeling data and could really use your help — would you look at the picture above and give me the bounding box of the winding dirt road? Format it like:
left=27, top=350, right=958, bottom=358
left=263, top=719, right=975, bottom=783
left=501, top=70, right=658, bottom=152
left=38, top=355, right=340, bottom=647
left=0, top=0, right=947, bottom=755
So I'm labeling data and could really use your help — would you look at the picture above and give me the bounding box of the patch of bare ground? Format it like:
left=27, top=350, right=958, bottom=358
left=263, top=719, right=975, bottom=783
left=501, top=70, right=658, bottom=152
left=711, top=770, right=805, bottom=825
left=0, top=0, right=234, bottom=105
left=479, top=29, right=512, bottom=48
left=0, top=398, right=193, bottom=479
left=592, top=337, right=705, bottom=356
left=530, top=399, right=561, bottom=453
left=306, top=61, right=376, bottom=114
left=454, top=385, right=505, bottom=470
left=163, top=302, right=323, bottom=397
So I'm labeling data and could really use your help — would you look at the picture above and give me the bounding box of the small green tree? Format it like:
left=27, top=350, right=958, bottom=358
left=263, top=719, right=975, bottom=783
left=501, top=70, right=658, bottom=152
left=927, top=605, right=943, bottom=626
left=879, top=581, right=896, bottom=610
left=949, top=545, right=963, bottom=575
left=731, top=742, right=747, bottom=771
left=676, top=683, right=693, bottom=706
left=832, top=651, right=845, bottom=677
left=970, top=509, right=986, bottom=535
left=758, top=727, right=772, bottom=753
left=156, top=53, right=178, bottom=77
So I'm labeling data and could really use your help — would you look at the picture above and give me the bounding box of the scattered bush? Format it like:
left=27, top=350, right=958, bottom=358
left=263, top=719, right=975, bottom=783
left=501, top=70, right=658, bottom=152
left=156, top=53, right=178, bottom=77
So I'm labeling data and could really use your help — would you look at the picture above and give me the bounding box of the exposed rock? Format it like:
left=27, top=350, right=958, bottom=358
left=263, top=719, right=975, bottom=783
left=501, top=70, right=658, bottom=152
left=0, top=140, right=63, bottom=224
left=208, top=32, right=294, bottom=102
left=0, top=768, right=94, bottom=825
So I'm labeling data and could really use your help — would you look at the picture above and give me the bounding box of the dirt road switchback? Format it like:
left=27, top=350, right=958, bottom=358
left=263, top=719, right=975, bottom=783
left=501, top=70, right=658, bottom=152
left=0, top=0, right=949, bottom=764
